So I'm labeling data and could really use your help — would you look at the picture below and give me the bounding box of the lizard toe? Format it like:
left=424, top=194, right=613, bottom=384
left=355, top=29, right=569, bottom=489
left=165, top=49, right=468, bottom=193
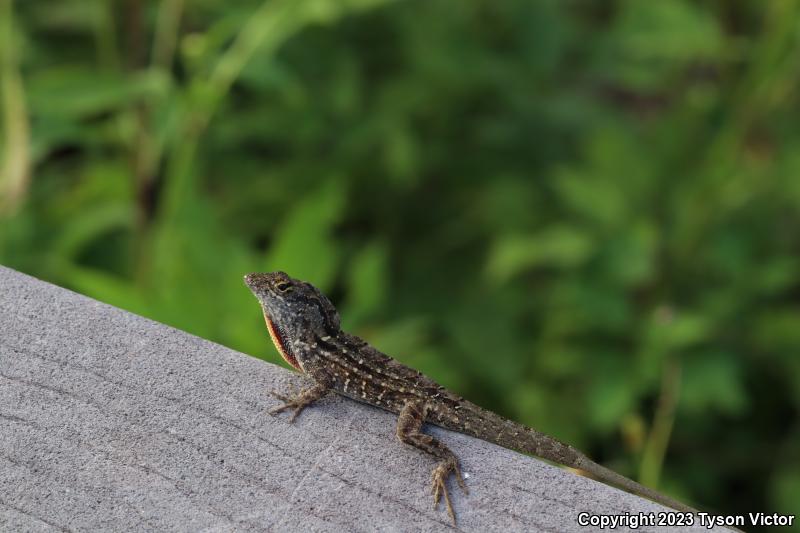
left=267, top=403, right=290, bottom=416
left=430, top=462, right=457, bottom=522
left=269, top=390, right=293, bottom=403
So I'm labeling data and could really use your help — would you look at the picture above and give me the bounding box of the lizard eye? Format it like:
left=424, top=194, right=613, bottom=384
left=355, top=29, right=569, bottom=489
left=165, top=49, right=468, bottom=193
left=275, top=281, right=292, bottom=293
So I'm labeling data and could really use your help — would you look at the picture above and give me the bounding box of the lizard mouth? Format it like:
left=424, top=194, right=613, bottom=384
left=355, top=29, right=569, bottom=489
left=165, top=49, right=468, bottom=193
left=264, top=312, right=302, bottom=372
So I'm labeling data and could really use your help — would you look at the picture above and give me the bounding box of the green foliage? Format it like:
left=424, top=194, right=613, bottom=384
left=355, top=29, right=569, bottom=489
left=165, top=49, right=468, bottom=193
left=2, top=0, right=799, bottom=525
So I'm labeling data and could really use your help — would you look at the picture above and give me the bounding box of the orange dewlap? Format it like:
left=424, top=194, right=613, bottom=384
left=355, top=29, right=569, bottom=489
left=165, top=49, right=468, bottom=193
left=264, top=312, right=302, bottom=371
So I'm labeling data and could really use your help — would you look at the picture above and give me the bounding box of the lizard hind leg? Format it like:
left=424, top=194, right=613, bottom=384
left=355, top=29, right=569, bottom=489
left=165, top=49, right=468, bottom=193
left=396, top=401, right=468, bottom=523
left=268, top=382, right=329, bottom=422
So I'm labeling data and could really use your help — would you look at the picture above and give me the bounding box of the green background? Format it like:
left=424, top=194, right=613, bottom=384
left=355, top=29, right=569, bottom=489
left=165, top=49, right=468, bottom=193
left=1, top=0, right=799, bottom=525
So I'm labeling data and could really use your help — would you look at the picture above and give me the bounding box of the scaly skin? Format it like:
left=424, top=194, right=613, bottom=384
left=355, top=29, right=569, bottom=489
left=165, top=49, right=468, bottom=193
left=244, top=271, right=699, bottom=523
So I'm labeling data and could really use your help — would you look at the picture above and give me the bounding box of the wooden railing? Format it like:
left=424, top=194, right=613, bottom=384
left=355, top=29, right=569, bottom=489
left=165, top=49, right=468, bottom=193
left=0, top=265, right=712, bottom=532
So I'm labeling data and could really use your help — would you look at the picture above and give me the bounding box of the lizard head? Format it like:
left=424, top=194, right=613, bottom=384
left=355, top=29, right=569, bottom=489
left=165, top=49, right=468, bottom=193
left=244, top=271, right=341, bottom=371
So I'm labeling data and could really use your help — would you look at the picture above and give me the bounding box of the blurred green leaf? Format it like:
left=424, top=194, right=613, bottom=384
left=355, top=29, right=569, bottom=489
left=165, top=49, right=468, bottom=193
left=344, top=240, right=389, bottom=325
left=769, top=466, right=800, bottom=522
left=486, top=226, right=593, bottom=282
left=600, top=222, right=658, bottom=287
left=586, top=362, right=638, bottom=432
left=679, top=352, right=748, bottom=416
left=28, top=68, right=169, bottom=118
left=61, top=264, right=148, bottom=316
left=601, top=0, right=724, bottom=90
left=263, top=179, right=345, bottom=290
left=752, top=308, right=800, bottom=355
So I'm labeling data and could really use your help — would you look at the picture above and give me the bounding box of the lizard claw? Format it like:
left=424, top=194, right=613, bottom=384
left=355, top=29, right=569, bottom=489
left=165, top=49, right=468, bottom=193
left=430, top=458, right=467, bottom=523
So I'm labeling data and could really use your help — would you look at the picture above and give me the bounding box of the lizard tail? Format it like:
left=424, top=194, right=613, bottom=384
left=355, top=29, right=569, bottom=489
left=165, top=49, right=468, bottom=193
left=572, top=455, right=696, bottom=514
left=573, top=457, right=747, bottom=533
left=454, top=408, right=699, bottom=515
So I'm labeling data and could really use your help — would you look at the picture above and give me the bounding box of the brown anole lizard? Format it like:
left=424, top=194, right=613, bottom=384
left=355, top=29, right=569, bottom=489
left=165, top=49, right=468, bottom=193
left=244, top=271, right=698, bottom=522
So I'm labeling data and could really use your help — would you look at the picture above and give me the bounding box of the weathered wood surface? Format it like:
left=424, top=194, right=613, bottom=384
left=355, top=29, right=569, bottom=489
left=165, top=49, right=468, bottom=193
left=0, top=265, right=713, bottom=532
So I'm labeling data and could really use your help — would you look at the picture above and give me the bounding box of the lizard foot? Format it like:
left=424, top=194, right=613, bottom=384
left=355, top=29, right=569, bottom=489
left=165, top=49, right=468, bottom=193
left=267, top=383, right=329, bottom=423
left=431, top=457, right=468, bottom=522
left=268, top=391, right=308, bottom=422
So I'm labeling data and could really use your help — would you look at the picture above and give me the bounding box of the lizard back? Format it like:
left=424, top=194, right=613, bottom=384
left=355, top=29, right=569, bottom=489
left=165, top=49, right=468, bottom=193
left=315, top=331, right=583, bottom=468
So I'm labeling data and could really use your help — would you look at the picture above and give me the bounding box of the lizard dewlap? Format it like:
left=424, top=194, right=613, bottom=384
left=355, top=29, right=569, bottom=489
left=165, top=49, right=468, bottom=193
left=264, top=311, right=301, bottom=371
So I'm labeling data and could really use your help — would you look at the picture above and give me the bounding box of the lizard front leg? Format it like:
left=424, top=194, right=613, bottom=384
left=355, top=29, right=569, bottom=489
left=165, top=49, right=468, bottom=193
left=269, top=381, right=329, bottom=422
left=396, top=400, right=468, bottom=522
